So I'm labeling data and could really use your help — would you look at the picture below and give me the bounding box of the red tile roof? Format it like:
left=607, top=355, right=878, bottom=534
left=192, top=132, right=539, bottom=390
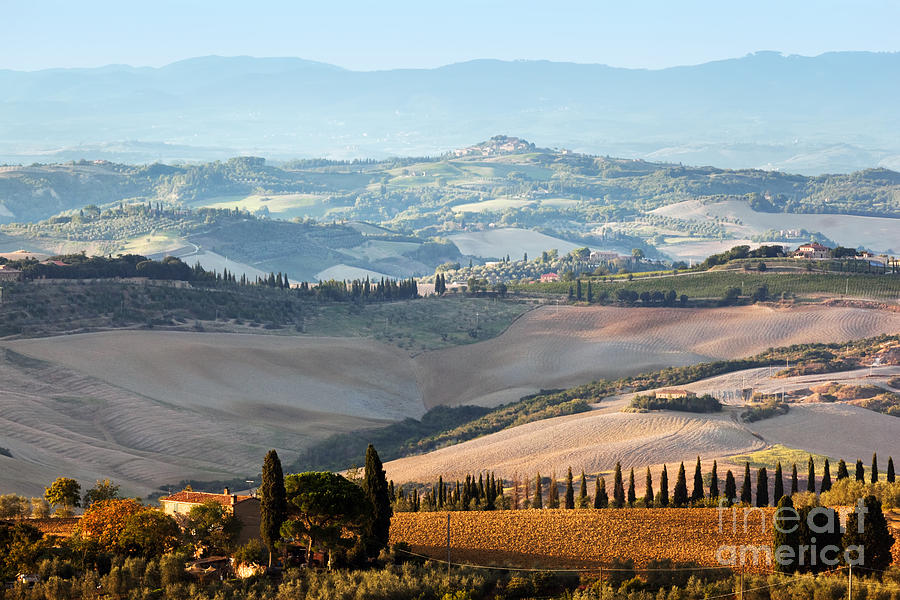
left=159, top=491, right=253, bottom=507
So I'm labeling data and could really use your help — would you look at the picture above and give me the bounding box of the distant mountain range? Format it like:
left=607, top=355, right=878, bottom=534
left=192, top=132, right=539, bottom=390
left=2, top=52, right=899, bottom=173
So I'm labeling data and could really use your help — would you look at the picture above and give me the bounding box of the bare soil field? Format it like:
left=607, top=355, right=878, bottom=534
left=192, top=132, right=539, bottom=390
left=448, top=228, right=584, bottom=259
left=2, top=303, right=898, bottom=496
left=415, top=304, right=900, bottom=409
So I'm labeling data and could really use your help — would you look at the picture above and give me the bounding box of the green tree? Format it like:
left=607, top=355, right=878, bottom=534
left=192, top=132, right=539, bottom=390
left=184, top=501, right=240, bottom=556
left=887, top=457, right=895, bottom=483
left=843, top=495, right=895, bottom=572
left=533, top=474, right=543, bottom=509
left=547, top=474, right=560, bottom=509
left=724, top=470, right=736, bottom=506
left=871, top=452, right=879, bottom=483
left=564, top=468, right=575, bottom=509
left=118, top=511, right=180, bottom=558
left=612, top=463, right=625, bottom=508
left=627, top=468, right=636, bottom=506
left=44, top=477, right=81, bottom=516
left=791, top=464, right=799, bottom=494
left=836, top=459, right=849, bottom=480
left=773, top=462, right=784, bottom=502
left=855, top=459, right=865, bottom=482
left=690, top=457, right=704, bottom=503
left=594, top=477, right=608, bottom=509
left=708, top=461, right=719, bottom=499
left=363, top=445, right=392, bottom=558
left=281, top=472, right=372, bottom=568
left=820, top=459, right=832, bottom=493
left=577, top=471, right=589, bottom=508
left=740, top=463, right=752, bottom=505
left=259, top=449, right=287, bottom=568
left=658, top=465, right=669, bottom=507
left=807, top=456, right=816, bottom=493
left=643, top=468, right=654, bottom=507
left=756, top=467, right=769, bottom=507
left=672, top=463, right=688, bottom=507
left=82, top=479, right=121, bottom=508
left=772, top=495, right=801, bottom=573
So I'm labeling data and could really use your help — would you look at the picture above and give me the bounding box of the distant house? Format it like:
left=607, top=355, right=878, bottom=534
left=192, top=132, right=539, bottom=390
left=589, top=250, right=620, bottom=263
left=540, top=272, right=559, bottom=283
left=160, top=488, right=260, bottom=545
left=654, top=388, right=696, bottom=400
left=0, top=266, right=23, bottom=282
left=794, top=243, right=831, bottom=259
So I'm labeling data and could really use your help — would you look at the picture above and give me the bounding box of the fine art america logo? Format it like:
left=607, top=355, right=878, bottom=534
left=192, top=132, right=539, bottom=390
left=715, top=499, right=867, bottom=568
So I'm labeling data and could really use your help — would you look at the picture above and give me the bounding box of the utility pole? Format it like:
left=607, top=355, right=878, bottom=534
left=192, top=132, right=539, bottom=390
left=446, top=513, right=451, bottom=584
left=848, top=563, right=852, bottom=600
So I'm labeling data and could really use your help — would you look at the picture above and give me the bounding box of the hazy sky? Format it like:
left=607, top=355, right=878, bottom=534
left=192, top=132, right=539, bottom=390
left=3, top=0, right=899, bottom=71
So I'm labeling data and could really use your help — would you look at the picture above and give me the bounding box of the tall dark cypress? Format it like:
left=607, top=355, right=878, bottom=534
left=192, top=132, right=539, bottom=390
left=773, top=462, right=784, bottom=502
left=856, top=459, right=865, bottom=482
left=565, top=467, right=575, bottom=509
left=627, top=468, right=636, bottom=506
left=871, top=453, right=879, bottom=483
left=259, top=449, right=287, bottom=568
left=644, top=467, right=654, bottom=507
left=612, top=463, right=625, bottom=508
left=578, top=471, right=589, bottom=508
left=773, top=495, right=801, bottom=573
left=756, top=467, right=769, bottom=507
left=790, top=463, right=799, bottom=494
left=887, top=457, right=895, bottom=483
left=740, top=462, right=752, bottom=505
left=807, top=456, right=816, bottom=493
left=709, top=460, right=719, bottom=499
left=820, top=459, right=832, bottom=493
left=594, top=477, right=608, bottom=508
left=691, top=457, right=704, bottom=503
left=659, top=465, right=669, bottom=507
left=837, top=459, right=849, bottom=480
left=673, top=462, right=688, bottom=507
left=363, top=444, right=392, bottom=558
left=533, top=473, right=543, bottom=509
left=724, top=470, right=736, bottom=506
left=548, top=474, right=560, bottom=509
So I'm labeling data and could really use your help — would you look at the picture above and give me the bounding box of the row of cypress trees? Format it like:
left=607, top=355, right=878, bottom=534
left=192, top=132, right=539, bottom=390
left=396, top=453, right=896, bottom=511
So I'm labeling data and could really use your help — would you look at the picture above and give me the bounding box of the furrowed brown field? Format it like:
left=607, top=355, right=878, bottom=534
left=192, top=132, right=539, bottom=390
left=391, top=509, right=778, bottom=571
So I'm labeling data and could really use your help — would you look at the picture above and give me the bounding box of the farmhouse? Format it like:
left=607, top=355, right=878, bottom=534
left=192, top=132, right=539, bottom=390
left=654, top=388, right=696, bottom=400
left=589, top=250, right=621, bottom=263
left=0, top=266, right=22, bottom=282
left=540, top=272, right=560, bottom=282
left=794, top=242, right=831, bottom=259
left=160, top=488, right=261, bottom=544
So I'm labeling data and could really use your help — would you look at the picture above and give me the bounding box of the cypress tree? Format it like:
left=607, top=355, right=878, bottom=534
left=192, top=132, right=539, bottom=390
left=724, top=470, right=736, bottom=506
left=806, top=456, right=816, bottom=493
left=709, top=460, right=719, bottom=500
left=533, top=474, right=543, bottom=509
left=659, top=465, right=669, bottom=507
left=756, top=467, right=769, bottom=507
left=836, top=459, right=849, bottom=480
left=643, top=467, right=654, bottom=507
left=363, top=445, right=392, bottom=558
left=773, top=462, right=784, bottom=502
left=855, top=459, right=865, bottom=482
left=887, top=457, right=895, bottom=483
left=820, top=459, right=832, bottom=493
left=548, top=474, right=560, bottom=509
left=612, top=463, right=625, bottom=508
left=790, top=463, right=799, bottom=494
left=844, top=495, right=896, bottom=572
left=565, top=468, right=575, bottom=509
left=871, top=452, right=879, bottom=483
left=673, top=462, right=688, bottom=507
left=772, top=495, right=801, bottom=573
left=691, top=457, right=704, bottom=503
left=578, top=471, right=589, bottom=508
left=594, top=477, right=608, bottom=508
left=259, top=449, right=287, bottom=568
left=437, top=476, right=444, bottom=508
left=627, top=468, right=636, bottom=506
left=740, top=462, right=752, bottom=505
